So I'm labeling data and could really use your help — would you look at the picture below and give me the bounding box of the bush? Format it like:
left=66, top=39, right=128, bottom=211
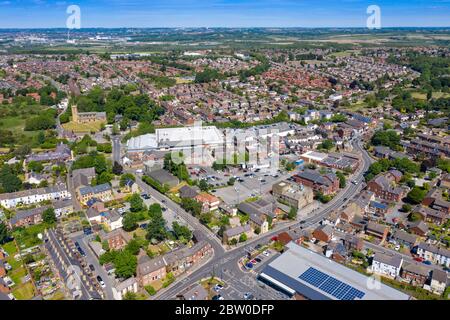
left=145, top=285, right=156, bottom=296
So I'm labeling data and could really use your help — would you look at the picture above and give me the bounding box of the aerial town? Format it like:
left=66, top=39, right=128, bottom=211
left=0, top=25, right=449, bottom=303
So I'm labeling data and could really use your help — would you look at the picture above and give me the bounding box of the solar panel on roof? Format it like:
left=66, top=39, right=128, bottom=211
left=299, top=267, right=365, bottom=300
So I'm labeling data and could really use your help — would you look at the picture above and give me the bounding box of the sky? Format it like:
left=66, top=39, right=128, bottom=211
left=0, top=0, right=449, bottom=28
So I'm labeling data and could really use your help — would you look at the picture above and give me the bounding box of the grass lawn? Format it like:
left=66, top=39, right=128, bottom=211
left=2, top=241, right=18, bottom=255
left=411, top=90, right=450, bottom=100
left=12, top=282, right=35, bottom=300
left=13, top=223, right=48, bottom=249
left=62, top=120, right=104, bottom=133
left=0, top=116, right=41, bottom=141
left=10, top=267, right=27, bottom=285
left=48, top=290, right=66, bottom=300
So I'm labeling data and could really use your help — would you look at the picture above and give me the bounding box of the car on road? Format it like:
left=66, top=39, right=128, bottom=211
left=214, top=284, right=224, bottom=292
left=96, top=276, right=106, bottom=288
left=78, top=248, right=86, bottom=257
left=89, top=264, right=95, bottom=272
left=162, top=207, right=167, bottom=212
left=262, top=251, right=270, bottom=257
left=161, top=199, right=166, bottom=203
left=243, top=292, right=254, bottom=300
left=212, top=295, right=224, bottom=300
left=299, top=220, right=306, bottom=224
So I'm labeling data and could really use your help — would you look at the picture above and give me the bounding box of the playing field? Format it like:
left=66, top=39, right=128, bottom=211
left=62, top=120, right=104, bottom=133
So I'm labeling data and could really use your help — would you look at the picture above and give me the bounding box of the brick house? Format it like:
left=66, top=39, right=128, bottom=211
left=194, top=192, right=220, bottom=213
left=100, top=229, right=131, bottom=251
left=366, top=221, right=389, bottom=242
left=293, top=170, right=340, bottom=195
left=137, top=254, right=167, bottom=287
left=313, top=224, right=334, bottom=243
left=366, top=171, right=405, bottom=202
left=400, top=262, right=430, bottom=286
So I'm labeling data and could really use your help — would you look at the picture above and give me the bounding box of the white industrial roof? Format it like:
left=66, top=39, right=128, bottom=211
left=301, top=150, right=329, bottom=162
left=126, top=134, right=158, bottom=151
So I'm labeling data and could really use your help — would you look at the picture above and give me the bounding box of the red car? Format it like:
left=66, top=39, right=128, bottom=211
left=414, top=257, right=424, bottom=263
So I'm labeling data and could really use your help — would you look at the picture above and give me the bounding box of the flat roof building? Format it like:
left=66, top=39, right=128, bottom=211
left=259, top=242, right=410, bottom=300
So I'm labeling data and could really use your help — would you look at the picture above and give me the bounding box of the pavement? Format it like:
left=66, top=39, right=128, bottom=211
left=112, top=136, right=121, bottom=165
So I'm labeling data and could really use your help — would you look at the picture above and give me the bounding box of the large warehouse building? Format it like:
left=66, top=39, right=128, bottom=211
left=259, top=242, right=410, bottom=300
left=126, top=125, right=225, bottom=152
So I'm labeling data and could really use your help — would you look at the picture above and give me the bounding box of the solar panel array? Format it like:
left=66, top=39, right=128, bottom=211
left=299, top=267, right=365, bottom=300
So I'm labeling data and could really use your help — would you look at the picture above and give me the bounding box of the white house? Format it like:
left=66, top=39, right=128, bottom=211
left=416, top=243, right=450, bottom=267
left=370, top=252, right=403, bottom=278
left=0, top=185, right=70, bottom=209
left=112, top=277, right=138, bottom=300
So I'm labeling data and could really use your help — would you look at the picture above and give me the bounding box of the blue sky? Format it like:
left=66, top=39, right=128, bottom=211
left=0, top=0, right=449, bottom=28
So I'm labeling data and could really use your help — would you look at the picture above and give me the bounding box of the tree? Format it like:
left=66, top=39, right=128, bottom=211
left=114, top=250, right=137, bottom=279
left=125, top=239, right=141, bottom=255
left=0, top=222, right=8, bottom=244
left=336, top=171, right=346, bottom=188
left=172, top=222, right=192, bottom=241
left=239, top=233, right=247, bottom=243
left=199, top=179, right=209, bottom=192
left=146, top=212, right=167, bottom=242
left=181, top=198, right=202, bottom=217
left=401, top=204, right=412, bottom=212
left=288, top=207, right=297, bottom=220
left=407, top=187, right=427, bottom=205
left=318, top=139, right=334, bottom=151
left=227, top=177, right=236, bottom=186
left=129, top=193, right=144, bottom=212
left=42, top=208, right=57, bottom=225
left=28, top=161, right=44, bottom=173
left=120, top=173, right=135, bottom=187
left=122, top=213, right=138, bottom=232
left=113, top=161, right=124, bottom=176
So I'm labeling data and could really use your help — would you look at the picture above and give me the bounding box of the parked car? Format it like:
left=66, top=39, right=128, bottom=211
left=422, top=260, right=432, bottom=265
left=414, top=257, right=424, bottom=263
left=97, top=276, right=105, bottom=288
left=255, top=257, right=262, bottom=263
left=243, top=292, right=254, bottom=300
left=89, top=264, right=95, bottom=272
left=212, top=295, right=224, bottom=301
left=263, top=251, right=270, bottom=257
left=250, top=259, right=257, bottom=264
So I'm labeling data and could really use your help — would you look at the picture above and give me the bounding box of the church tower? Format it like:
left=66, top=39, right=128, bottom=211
left=71, top=105, right=79, bottom=123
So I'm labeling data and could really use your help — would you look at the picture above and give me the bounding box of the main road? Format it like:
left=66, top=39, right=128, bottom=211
left=154, top=139, right=375, bottom=299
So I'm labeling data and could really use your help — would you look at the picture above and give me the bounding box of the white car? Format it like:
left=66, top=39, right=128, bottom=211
left=262, top=250, right=270, bottom=257
left=394, top=245, right=401, bottom=251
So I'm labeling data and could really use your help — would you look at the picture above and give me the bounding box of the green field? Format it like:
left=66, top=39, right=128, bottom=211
left=62, top=120, right=104, bottom=133
left=411, top=91, right=450, bottom=100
